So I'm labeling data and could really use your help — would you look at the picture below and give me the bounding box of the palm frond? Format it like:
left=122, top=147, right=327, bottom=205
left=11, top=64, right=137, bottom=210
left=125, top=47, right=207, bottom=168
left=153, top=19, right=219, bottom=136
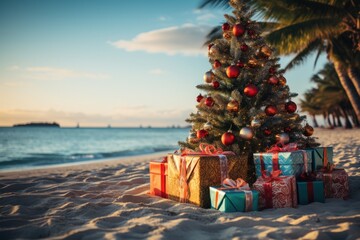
left=285, top=38, right=322, bottom=70
left=199, top=0, right=229, bottom=9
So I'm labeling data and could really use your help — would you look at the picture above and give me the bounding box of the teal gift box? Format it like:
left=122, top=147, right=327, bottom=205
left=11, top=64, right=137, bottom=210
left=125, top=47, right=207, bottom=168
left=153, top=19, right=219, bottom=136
left=209, top=186, right=259, bottom=212
left=296, top=180, right=325, bottom=205
left=253, top=150, right=312, bottom=178
left=307, top=147, right=333, bottom=171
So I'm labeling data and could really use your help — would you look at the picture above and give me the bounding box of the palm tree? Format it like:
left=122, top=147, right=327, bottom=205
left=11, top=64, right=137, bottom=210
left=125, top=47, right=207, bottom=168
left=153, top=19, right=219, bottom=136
left=200, top=0, right=360, bottom=121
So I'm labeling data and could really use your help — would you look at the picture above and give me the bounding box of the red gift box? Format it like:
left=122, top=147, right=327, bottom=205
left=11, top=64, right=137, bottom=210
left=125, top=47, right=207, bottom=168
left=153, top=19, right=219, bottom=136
left=149, top=157, right=168, bottom=198
left=252, top=170, right=297, bottom=209
left=316, top=168, right=349, bottom=199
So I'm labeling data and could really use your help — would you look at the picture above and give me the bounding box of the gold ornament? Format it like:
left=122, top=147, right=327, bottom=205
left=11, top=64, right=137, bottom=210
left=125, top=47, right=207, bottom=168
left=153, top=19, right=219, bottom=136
left=226, top=100, right=239, bottom=112
left=260, top=45, right=272, bottom=57
left=303, top=124, right=314, bottom=137
left=239, top=127, right=254, bottom=140
left=223, top=32, right=232, bottom=40
left=203, top=71, right=215, bottom=83
left=276, top=133, right=290, bottom=144
left=278, top=76, right=287, bottom=86
left=247, top=59, right=257, bottom=68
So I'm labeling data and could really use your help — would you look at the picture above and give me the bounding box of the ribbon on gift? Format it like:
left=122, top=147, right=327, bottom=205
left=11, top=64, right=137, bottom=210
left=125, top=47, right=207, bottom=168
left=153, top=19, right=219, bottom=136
left=215, top=178, right=253, bottom=212
left=261, top=170, right=282, bottom=209
left=299, top=173, right=317, bottom=203
left=181, top=143, right=235, bottom=156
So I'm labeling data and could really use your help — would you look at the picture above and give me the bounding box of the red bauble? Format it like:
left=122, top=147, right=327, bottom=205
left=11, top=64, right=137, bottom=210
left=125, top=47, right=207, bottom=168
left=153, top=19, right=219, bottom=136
left=221, top=131, right=235, bottom=145
left=236, top=61, right=245, bottom=68
left=196, top=94, right=204, bottom=103
left=265, top=105, right=278, bottom=116
left=263, top=128, right=272, bottom=136
left=197, top=129, right=208, bottom=139
left=226, top=65, right=240, bottom=78
left=268, top=76, right=279, bottom=85
left=232, top=24, right=245, bottom=37
left=213, top=60, right=221, bottom=69
left=208, top=43, right=214, bottom=51
left=247, top=29, right=256, bottom=36
left=244, top=84, right=259, bottom=98
left=222, top=23, right=231, bottom=31
left=212, top=81, right=220, bottom=89
left=285, top=101, right=297, bottom=113
left=205, top=97, right=215, bottom=107
left=284, top=126, right=292, bottom=133
left=240, top=44, right=249, bottom=52
left=269, top=67, right=277, bottom=74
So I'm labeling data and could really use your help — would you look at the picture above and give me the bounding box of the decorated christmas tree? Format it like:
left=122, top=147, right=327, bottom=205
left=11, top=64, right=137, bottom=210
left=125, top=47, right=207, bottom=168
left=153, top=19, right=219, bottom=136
left=179, top=0, right=319, bottom=162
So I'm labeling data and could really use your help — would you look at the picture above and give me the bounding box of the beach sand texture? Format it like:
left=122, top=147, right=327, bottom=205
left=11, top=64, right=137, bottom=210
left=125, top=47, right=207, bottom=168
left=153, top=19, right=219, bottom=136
left=0, top=128, right=359, bottom=239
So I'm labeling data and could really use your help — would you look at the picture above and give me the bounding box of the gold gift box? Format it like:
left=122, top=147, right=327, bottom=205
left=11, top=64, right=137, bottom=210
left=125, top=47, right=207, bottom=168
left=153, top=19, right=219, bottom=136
left=167, top=153, right=248, bottom=208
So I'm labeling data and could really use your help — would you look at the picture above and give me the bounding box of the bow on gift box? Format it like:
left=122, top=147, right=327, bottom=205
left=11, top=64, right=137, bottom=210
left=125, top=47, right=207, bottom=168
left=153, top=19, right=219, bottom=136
left=266, top=142, right=298, bottom=153
left=180, top=143, right=235, bottom=156
left=215, top=178, right=253, bottom=211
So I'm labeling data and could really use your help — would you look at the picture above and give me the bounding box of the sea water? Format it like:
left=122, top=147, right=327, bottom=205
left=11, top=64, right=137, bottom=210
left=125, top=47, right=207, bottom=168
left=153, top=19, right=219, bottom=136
left=0, top=127, right=189, bottom=170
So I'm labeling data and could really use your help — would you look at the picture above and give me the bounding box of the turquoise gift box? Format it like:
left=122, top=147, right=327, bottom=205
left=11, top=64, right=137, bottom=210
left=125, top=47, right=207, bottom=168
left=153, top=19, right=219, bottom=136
left=253, top=151, right=312, bottom=178
left=307, top=147, right=333, bottom=171
left=296, top=180, right=325, bottom=205
left=209, top=186, right=259, bottom=212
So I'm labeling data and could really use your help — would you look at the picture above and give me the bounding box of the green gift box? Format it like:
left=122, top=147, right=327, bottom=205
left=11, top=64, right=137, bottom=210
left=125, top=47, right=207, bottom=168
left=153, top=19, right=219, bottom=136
left=307, top=147, right=333, bottom=171
left=209, top=186, right=259, bottom=212
left=296, top=180, right=325, bottom=205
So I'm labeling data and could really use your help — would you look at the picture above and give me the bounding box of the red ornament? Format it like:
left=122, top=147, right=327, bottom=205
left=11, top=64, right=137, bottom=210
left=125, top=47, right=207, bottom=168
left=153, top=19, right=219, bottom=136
left=208, top=43, right=214, bottom=51
left=265, top=105, right=278, bottom=116
left=205, top=97, right=215, bottom=107
left=222, top=23, right=231, bottom=31
left=212, top=81, right=220, bottom=89
left=284, top=126, right=292, bottom=133
left=269, top=67, right=276, bottom=74
left=232, top=24, right=245, bottom=37
left=197, top=129, right=208, bottom=139
left=240, top=44, right=249, bottom=52
left=285, top=101, right=297, bottom=113
left=244, top=84, right=259, bottom=97
left=221, top=131, right=235, bottom=145
left=268, top=76, right=279, bottom=85
left=196, top=94, right=204, bottom=103
left=236, top=61, right=245, bottom=68
left=247, top=29, right=256, bottom=36
left=213, top=60, right=221, bottom=69
left=263, top=128, right=272, bottom=136
left=226, top=65, right=240, bottom=78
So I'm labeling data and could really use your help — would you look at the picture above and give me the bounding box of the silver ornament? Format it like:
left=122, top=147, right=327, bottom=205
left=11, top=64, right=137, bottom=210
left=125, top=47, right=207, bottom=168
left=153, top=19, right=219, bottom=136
left=203, top=121, right=213, bottom=131
left=203, top=71, right=215, bottom=83
left=276, top=133, right=290, bottom=144
left=251, top=119, right=261, bottom=128
left=239, top=127, right=254, bottom=140
left=209, top=45, right=219, bottom=55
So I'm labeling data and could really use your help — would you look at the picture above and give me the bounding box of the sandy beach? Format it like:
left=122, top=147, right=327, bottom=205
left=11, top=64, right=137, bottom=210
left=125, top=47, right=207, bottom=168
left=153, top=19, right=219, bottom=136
left=0, top=128, right=359, bottom=239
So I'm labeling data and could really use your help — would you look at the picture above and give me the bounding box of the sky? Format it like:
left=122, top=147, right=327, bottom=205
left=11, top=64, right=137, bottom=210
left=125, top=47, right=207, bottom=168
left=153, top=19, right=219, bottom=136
left=0, top=0, right=327, bottom=127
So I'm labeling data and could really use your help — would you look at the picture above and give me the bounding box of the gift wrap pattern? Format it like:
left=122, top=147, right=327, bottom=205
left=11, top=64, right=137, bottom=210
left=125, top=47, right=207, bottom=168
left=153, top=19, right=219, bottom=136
left=296, top=181, right=325, bottom=205
left=209, top=187, right=259, bottom=212
left=316, top=169, right=349, bottom=199
left=307, top=147, right=333, bottom=171
left=253, top=175, right=297, bottom=209
left=253, top=151, right=312, bottom=178
left=167, top=153, right=248, bottom=208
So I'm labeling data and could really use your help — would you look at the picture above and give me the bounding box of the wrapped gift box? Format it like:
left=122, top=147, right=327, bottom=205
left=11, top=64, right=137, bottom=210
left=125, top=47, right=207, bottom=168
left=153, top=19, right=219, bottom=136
left=307, top=147, right=333, bottom=171
left=296, top=180, right=325, bottom=205
left=149, top=158, right=168, bottom=198
left=209, top=186, right=259, bottom=212
left=253, top=150, right=312, bottom=178
left=316, top=169, right=349, bottom=199
left=167, top=153, right=248, bottom=208
left=252, top=172, right=297, bottom=209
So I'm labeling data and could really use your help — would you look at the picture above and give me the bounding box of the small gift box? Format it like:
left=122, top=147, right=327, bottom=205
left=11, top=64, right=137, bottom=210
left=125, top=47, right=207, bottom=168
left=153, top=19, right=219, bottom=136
left=209, top=178, right=259, bottom=213
left=252, top=170, right=297, bottom=209
left=149, top=157, right=168, bottom=198
left=167, top=144, right=248, bottom=208
left=253, top=143, right=312, bottom=178
left=316, top=167, right=349, bottom=199
left=307, top=147, right=333, bottom=171
left=296, top=174, right=325, bottom=205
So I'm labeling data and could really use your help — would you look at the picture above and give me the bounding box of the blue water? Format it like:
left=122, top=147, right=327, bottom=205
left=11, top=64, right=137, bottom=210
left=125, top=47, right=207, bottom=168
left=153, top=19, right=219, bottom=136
left=0, top=127, right=188, bottom=170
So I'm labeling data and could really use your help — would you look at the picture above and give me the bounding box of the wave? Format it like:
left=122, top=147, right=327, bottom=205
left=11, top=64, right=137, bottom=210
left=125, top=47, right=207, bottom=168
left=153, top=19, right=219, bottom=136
left=0, top=146, right=177, bottom=170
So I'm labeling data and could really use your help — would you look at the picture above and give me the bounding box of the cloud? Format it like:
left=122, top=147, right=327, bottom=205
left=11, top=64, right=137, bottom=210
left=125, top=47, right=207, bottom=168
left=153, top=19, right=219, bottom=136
left=111, top=24, right=212, bottom=56
left=9, top=65, right=20, bottom=71
left=196, top=13, right=217, bottom=22
left=149, top=68, right=166, bottom=75
left=158, top=16, right=167, bottom=21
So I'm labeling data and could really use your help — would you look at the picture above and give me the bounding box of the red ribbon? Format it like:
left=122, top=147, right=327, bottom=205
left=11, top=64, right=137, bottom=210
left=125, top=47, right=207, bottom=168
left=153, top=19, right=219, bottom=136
left=307, top=182, right=314, bottom=202
left=323, top=148, right=328, bottom=167
left=266, top=142, right=298, bottom=153
left=181, top=143, right=234, bottom=156
left=179, top=157, right=189, bottom=203
left=261, top=170, right=282, bottom=208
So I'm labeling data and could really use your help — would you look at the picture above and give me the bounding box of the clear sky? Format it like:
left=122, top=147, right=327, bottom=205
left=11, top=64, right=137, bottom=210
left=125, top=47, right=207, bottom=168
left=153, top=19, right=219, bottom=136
left=0, top=0, right=326, bottom=127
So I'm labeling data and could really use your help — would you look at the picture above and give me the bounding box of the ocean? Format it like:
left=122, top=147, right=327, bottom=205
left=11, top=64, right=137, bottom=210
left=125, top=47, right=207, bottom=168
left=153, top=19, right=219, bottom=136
left=0, top=127, right=189, bottom=170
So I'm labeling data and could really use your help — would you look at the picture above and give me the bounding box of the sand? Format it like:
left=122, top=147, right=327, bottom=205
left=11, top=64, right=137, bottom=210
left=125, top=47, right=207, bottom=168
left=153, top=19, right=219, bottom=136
left=0, top=128, right=359, bottom=240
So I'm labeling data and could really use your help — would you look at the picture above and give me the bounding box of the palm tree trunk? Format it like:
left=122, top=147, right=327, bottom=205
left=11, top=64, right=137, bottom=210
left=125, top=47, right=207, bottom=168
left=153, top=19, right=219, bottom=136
left=332, top=113, right=337, bottom=127
left=339, top=106, right=352, bottom=129
left=311, top=114, right=319, bottom=128
left=347, top=66, right=360, bottom=96
left=327, top=113, right=333, bottom=127
left=331, top=60, right=360, bottom=122
left=335, top=109, right=342, bottom=127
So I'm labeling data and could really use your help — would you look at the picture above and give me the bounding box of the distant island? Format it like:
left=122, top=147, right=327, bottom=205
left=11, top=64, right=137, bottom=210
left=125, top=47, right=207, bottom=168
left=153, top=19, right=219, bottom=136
left=13, top=122, right=61, bottom=128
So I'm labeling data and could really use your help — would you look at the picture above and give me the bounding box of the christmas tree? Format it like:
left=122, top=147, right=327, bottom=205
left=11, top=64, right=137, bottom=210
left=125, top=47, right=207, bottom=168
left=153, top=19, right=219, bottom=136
left=179, top=0, right=318, bottom=165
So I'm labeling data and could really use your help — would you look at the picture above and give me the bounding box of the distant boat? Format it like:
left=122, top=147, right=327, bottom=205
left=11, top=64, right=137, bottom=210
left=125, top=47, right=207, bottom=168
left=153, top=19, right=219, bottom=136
left=13, top=122, right=60, bottom=128
left=107, top=124, right=111, bottom=128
